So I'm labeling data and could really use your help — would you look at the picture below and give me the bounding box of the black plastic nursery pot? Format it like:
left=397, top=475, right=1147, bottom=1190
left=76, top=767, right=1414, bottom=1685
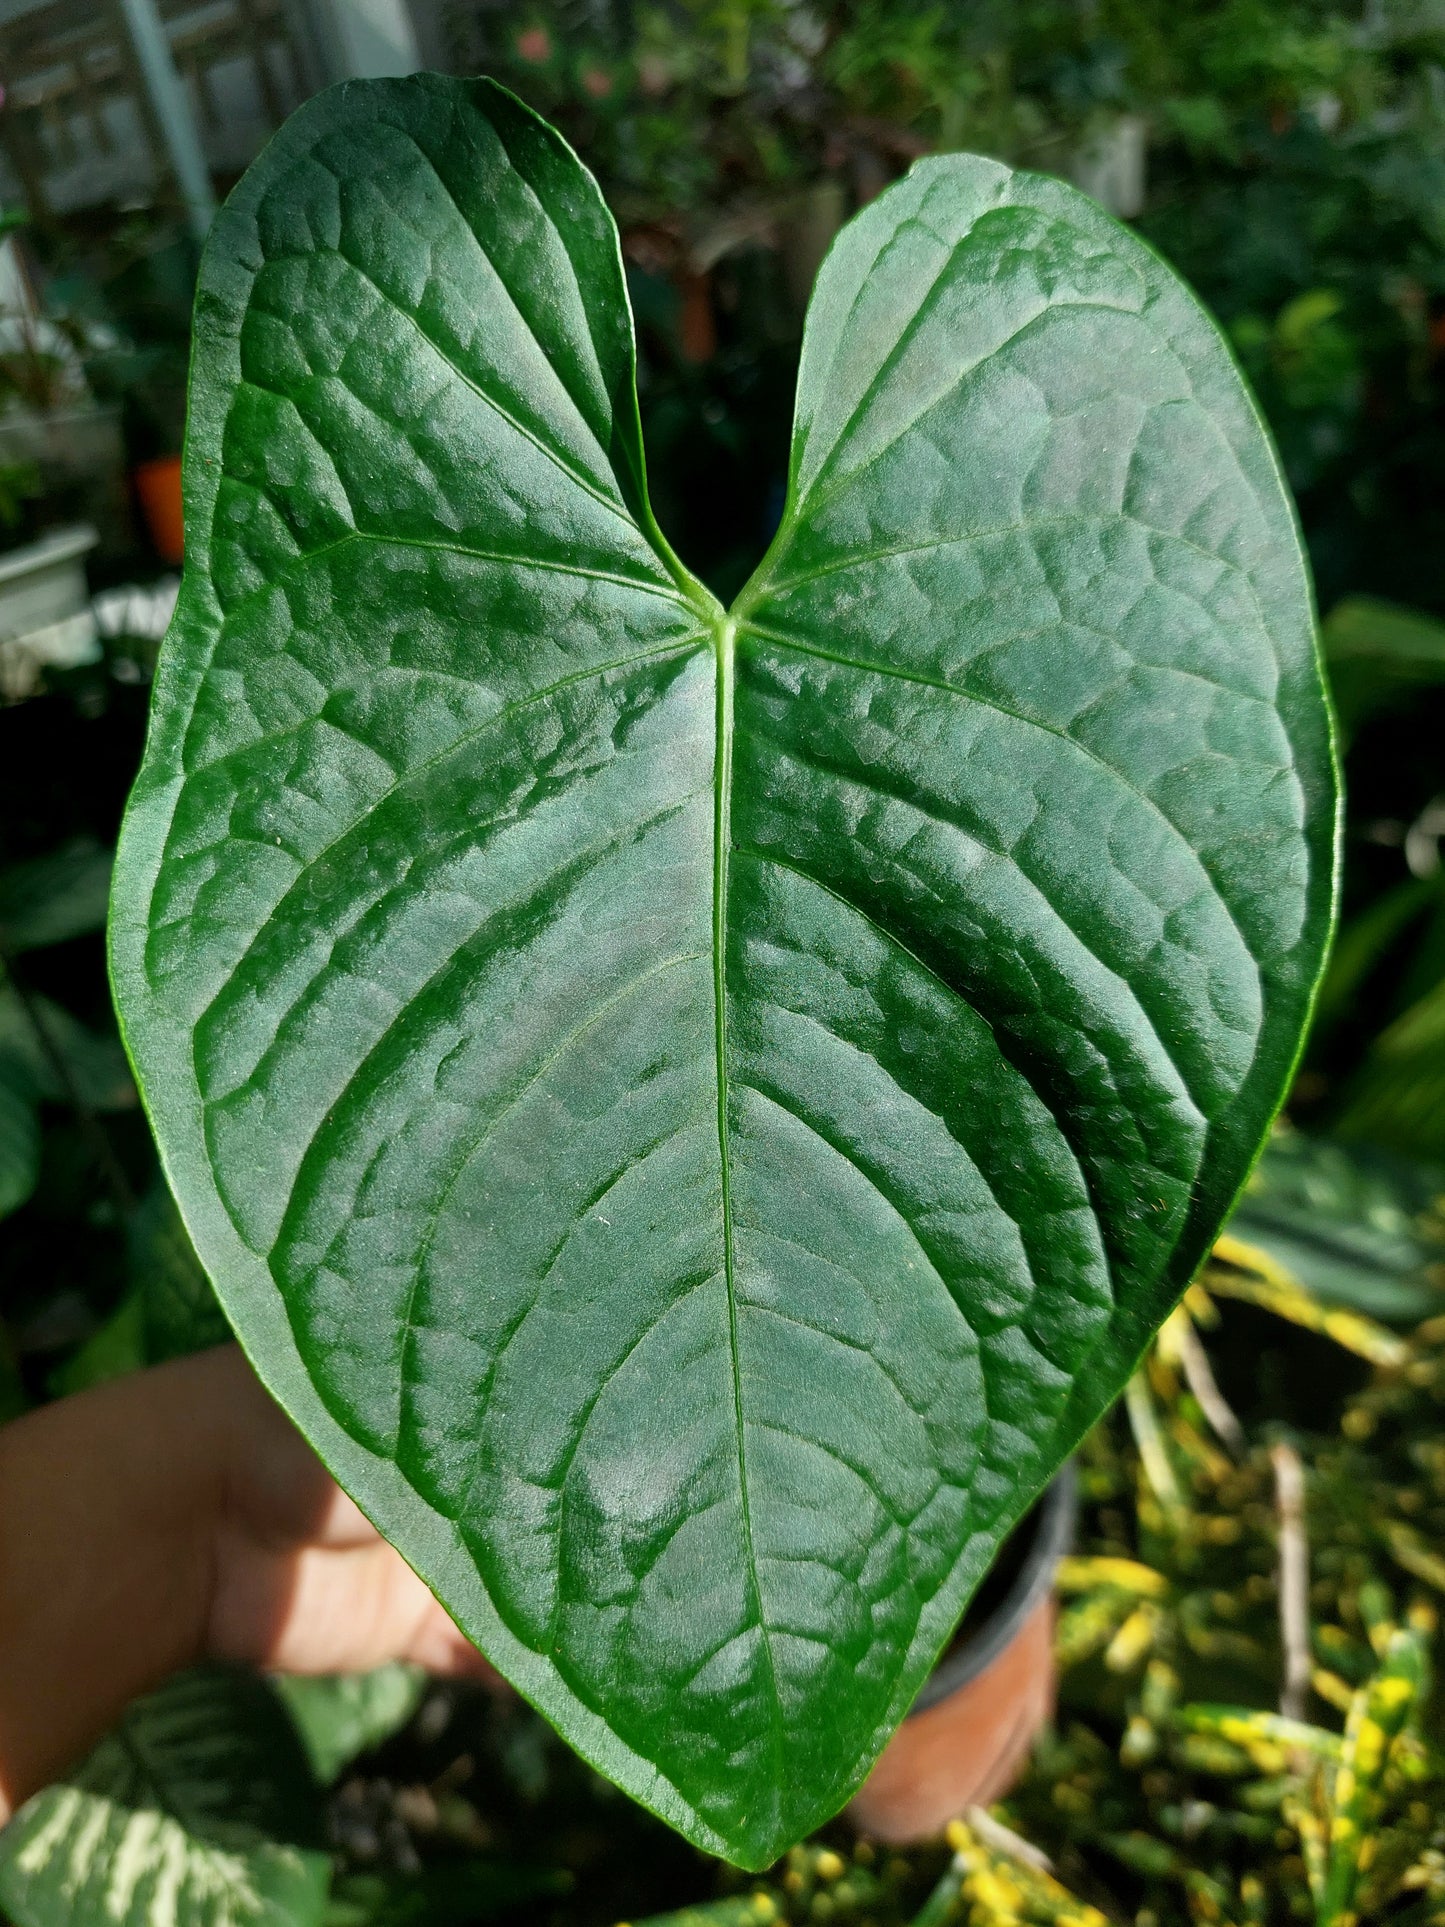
left=849, top=1465, right=1078, bottom=1842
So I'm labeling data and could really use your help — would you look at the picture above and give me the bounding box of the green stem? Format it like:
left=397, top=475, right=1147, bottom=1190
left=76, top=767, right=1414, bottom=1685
left=912, top=1852, right=967, bottom=1927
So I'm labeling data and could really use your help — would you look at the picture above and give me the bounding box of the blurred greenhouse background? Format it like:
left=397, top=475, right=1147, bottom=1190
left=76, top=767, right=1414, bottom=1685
left=6, top=4, right=1445, bottom=1923
left=3, top=0, right=1445, bottom=1246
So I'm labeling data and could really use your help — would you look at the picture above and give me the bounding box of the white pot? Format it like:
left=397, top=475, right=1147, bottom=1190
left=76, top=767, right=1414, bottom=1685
left=0, top=524, right=100, bottom=700
left=1071, top=115, right=1148, bottom=219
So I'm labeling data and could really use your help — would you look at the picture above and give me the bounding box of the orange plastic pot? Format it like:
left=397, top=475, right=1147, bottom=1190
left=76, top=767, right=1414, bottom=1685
left=850, top=1466, right=1076, bottom=1842
left=134, top=454, right=184, bottom=565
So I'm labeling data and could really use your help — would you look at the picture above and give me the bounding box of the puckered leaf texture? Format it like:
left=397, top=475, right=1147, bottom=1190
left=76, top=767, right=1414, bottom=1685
left=110, top=74, right=1337, bottom=1867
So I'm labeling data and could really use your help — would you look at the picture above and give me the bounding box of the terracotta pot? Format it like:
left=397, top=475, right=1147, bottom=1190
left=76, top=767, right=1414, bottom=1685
left=134, top=454, right=184, bottom=565
left=850, top=1466, right=1076, bottom=1842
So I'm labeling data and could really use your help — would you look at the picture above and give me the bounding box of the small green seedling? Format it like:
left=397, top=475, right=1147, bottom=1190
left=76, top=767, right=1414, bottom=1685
left=110, top=74, right=1337, bottom=1868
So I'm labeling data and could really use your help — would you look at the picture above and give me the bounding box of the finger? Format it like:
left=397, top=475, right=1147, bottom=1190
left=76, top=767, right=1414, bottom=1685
left=211, top=1527, right=500, bottom=1686
left=300, top=1479, right=387, bottom=1551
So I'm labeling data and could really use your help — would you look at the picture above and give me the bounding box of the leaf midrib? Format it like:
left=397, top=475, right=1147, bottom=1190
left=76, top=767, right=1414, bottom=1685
left=711, top=612, right=784, bottom=1797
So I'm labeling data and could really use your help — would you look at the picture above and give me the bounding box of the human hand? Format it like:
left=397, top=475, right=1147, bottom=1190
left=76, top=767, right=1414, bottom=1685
left=202, top=1344, right=496, bottom=1680
left=0, top=1344, right=494, bottom=1821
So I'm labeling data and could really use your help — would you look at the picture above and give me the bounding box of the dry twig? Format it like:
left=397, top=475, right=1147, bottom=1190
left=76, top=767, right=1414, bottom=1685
left=1271, top=1442, right=1311, bottom=1724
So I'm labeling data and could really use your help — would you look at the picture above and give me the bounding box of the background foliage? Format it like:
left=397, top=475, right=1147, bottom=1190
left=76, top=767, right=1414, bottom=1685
left=6, top=0, right=1445, bottom=1921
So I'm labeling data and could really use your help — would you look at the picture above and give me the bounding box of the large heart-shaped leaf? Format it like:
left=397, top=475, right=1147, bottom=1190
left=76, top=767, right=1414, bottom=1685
left=110, top=75, right=1337, bottom=1867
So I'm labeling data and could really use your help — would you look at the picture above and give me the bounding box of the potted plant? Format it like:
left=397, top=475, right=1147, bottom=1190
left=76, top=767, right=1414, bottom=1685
left=107, top=74, right=1336, bottom=1872
left=42, top=215, right=196, bottom=566
left=851, top=1468, right=1077, bottom=1839
left=0, top=225, right=127, bottom=558
left=0, top=228, right=101, bottom=698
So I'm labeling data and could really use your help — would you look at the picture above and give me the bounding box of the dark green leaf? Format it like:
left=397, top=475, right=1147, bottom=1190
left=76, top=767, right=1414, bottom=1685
left=1313, top=875, right=1437, bottom=1030
left=274, top=1667, right=426, bottom=1787
left=0, top=840, right=113, bottom=954
left=0, top=986, right=135, bottom=1114
left=44, top=1189, right=228, bottom=1395
left=130, top=1179, right=232, bottom=1362
left=0, top=977, right=134, bottom=1226
left=46, top=1290, right=147, bottom=1397
left=1337, top=978, right=1445, bottom=1162
left=1227, top=1133, right=1445, bottom=1324
left=0, top=1052, right=40, bottom=1220
left=0, top=1668, right=329, bottom=1927
left=110, top=76, right=1336, bottom=1864
left=1395, top=884, right=1445, bottom=1017
left=1320, top=595, right=1445, bottom=743
left=325, top=1862, right=565, bottom=1927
